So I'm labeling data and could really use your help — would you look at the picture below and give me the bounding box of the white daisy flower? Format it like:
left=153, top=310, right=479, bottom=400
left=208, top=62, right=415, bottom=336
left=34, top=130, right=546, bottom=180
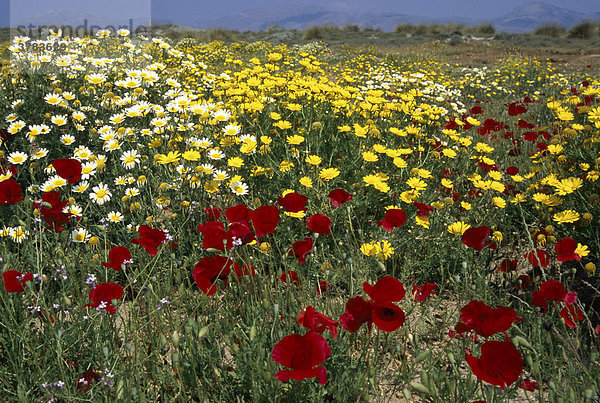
left=7, top=151, right=28, bottom=165
left=120, top=149, right=140, bottom=169
left=107, top=211, right=124, bottom=223
left=89, top=183, right=112, bottom=205
left=71, top=228, right=90, bottom=243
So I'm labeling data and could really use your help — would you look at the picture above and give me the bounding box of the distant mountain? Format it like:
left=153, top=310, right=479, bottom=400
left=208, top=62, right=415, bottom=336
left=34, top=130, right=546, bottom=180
left=191, top=1, right=599, bottom=33
left=9, top=1, right=600, bottom=33
left=12, top=7, right=149, bottom=31
left=495, top=1, right=593, bottom=33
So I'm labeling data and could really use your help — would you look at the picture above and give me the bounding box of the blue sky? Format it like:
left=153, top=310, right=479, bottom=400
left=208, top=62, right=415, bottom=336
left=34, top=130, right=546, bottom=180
left=2, top=0, right=599, bottom=29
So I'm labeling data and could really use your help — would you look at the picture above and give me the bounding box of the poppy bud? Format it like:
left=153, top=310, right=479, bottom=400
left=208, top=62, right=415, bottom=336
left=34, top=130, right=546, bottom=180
left=410, top=381, right=430, bottom=395
left=198, top=325, right=209, bottom=338
left=402, top=389, right=411, bottom=400
left=171, top=331, right=180, bottom=347
left=250, top=325, right=256, bottom=341
left=526, top=355, right=533, bottom=367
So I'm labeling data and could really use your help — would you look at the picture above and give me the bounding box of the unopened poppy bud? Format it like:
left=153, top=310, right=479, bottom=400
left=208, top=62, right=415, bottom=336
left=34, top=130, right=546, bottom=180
left=410, top=381, right=430, bottom=395
left=420, top=369, right=429, bottom=387
left=402, top=388, right=411, bottom=400
left=171, top=331, right=180, bottom=347
left=447, top=352, right=455, bottom=364
left=249, top=325, right=256, bottom=341
left=415, top=350, right=431, bottom=363
left=198, top=325, right=209, bottom=338
left=102, top=346, right=109, bottom=358
left=526, top=355, right=533, bottom=367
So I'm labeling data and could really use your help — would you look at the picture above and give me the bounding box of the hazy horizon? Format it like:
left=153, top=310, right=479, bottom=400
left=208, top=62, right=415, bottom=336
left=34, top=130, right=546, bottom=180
left=2, top=0, right=600, bottom=31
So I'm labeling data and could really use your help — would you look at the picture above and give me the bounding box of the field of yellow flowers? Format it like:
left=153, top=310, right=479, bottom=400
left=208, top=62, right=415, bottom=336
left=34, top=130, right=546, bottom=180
left=0, top=30, right=599, bottom=401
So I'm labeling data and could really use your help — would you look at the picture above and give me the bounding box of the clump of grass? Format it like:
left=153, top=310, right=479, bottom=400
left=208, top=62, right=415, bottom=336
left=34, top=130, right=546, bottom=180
left=533, top=23, right=567, bottom=37
left=342, top=24, right=360, bottom=33
left=569, top=21, right=598, bottom=39
left=472, top=24, right=496, bottom=35
left=303, top=26, right=322, bottom=40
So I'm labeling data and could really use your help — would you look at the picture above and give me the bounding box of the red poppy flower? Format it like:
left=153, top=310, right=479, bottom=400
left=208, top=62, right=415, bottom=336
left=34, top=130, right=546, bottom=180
left=508, top=103, right=527, bottom=116
left=524, top=249, right=550, bottom=268
left=84, top=282, right=124, bottom=314
left=505, top=166, right=519, bottom=176
left=52, top=158, right=82, bottom=184
left=131, top=225, right=166, bottom=255
left=412, top=282, right=437, bottom=302
left=280, top=270, right=301, bottom=286
left=298, top=306, right=338, bottom=338
left=225, top=204, right=252, bottom=224
left=469, top=106, right=483, bottom=114
left=363, top=276, right=405, bottom=303
left=76, top=369, right=99, bottom=391
left=0, top=178, right=24, bottom=205
left=497, top=258, right=518, bottom=273
left=371, top=301, right=405, bottom=332
left=2, top=270, right=33, bottom=292
left=272, top=331, right=331, bottom=384
left=559, top=305, right=583, bottom=328
left=233, top=262, right=255, bottom=280
left=204, top=206, right=222, bottom=221
left=193, top=255, right=232, bottom=296
left=555, top=237, right=580, bottom=262
left=102, top=246, right=131, bottom=271
left=339, top=296, right=373, bottom=332
left=532, top=280, right=577, bottom=312
left=461, top=226, right=491, bottom=251
left=466, top=340, right=522, bottom=389
left=307, top=214, right=332, bottom=235
left=516, top=274, right=533, bottom=290
left=36, top=191, right=71, bottom=232
left=277, top=192, right=308, bottom=213
left=290, top=237, right=313, bottom=264
left=414, top=202, right=433, bottom=217
left=197, top=221, right=231, bottom=251
left=458, top=300, right=516, bottom=337
left=327, top=188, right=352, bottom=207
left=229, top=221, right=255, bottom=245
left=378, top=209, right=407, bottom=232
left=519, top=380, right=539, bottom=391
left=250, top=205, right=279, bottom=237
left=316, top=280, right=331, bottom=295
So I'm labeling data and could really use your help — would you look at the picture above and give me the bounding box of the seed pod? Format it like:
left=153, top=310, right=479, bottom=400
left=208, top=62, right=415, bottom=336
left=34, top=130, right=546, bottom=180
left=171, top=331, right=180, bottom=347
left=410, top=381, right=430, bottom=395
left=198, top=325, right=209, bottom=338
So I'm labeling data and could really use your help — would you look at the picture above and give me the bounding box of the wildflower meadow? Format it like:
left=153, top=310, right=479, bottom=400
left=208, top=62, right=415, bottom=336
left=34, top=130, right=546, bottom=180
left=0, top=30, right=599, bottom=401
